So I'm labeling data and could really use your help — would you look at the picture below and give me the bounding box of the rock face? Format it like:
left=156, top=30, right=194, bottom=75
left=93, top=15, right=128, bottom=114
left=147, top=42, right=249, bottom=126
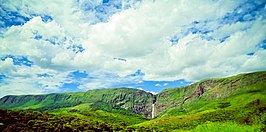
left=0, top=88, right=156, bottom=118
left=0, top=71, right=265, bottom=118
left=183, top=87, right=205, bottom=104
left=154, top=71, right=266, bottom=117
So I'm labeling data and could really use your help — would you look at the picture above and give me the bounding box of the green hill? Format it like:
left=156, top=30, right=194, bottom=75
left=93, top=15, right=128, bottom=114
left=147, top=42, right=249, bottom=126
left=154, top=71, right=266, bottom=117
left=0, top=71, right=266, bottom=131
left=133, top=71, right=266, bottom=131
left=0, top=88, right=155, bottom=118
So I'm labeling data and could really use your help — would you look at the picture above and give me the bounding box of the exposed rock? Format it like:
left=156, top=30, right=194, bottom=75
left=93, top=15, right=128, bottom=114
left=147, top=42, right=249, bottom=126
left=0, top=88, right=155, bottom=118
left=0, top=71, right=265, bottom=119
left=183, top=85, right=205, bottom=104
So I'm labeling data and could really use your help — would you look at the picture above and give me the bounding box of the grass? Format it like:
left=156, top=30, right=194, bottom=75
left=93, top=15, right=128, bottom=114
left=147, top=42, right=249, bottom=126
left=133, top=104, right=265, bottom=131
left=48, top=104, right=148, bottom=126
left=1, top=71, right=265, bottom=131
left=190, top=121, right=261, bottom=132
left=132, top=83, right=266, bottom=131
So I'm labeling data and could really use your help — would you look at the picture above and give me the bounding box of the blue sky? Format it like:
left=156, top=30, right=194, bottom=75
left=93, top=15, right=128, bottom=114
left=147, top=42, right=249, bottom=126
left=0, top=0, right=266, bottom=97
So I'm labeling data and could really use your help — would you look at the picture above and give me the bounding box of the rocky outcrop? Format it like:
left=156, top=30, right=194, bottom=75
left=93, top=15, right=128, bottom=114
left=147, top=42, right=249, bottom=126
left=1, top=71, right=265, bottom=119
left=183, top=87, right=205, bottom=104
left=154, top=72, right=266, bottom=117
left=0, top=88, right=155, bottom=118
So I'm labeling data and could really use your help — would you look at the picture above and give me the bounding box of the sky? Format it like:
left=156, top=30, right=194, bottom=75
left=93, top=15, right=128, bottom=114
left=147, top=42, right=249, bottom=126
left=0, top=0, right=266, bottom=97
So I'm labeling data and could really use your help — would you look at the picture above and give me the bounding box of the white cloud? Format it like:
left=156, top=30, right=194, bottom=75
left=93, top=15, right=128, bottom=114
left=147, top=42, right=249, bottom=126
left=0, top=0, right=265, bottom=97
left=0, top=58, right=70, bottom=97
left=79, top=0, right=241, bottom=77
left=137, top=88, right=144, bottom=91
left=155, top=83, right=168, bottom=87
left=163, top=83, right=168, bottom=86
left=146, top=91, right=158, bottom=95
left=155, top=83, right=161, bottom=87
left=77, top=71, right=143, bottom=90
left=241, top=50, right=266, bottom=72
left=0, top=80, right=44, bottom=98
left=0, top=58, right=14, bottom=73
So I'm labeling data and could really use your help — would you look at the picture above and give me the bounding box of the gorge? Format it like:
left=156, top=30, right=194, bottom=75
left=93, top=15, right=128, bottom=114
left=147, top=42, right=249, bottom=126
left=0, top=71, right=265, bottom=131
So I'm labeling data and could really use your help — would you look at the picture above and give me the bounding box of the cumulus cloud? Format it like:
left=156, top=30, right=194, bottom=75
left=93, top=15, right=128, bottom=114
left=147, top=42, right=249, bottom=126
left=155, top=83, right=169, bottom=87
left=147, top=91, right=158, bottom=95
left=0, top=58, right=14, bottom=73
left=0, top=0, right=266, bottom=97
left=0, top=80, right=44, bottom=98
left=155, top=84, right=160, bottom=87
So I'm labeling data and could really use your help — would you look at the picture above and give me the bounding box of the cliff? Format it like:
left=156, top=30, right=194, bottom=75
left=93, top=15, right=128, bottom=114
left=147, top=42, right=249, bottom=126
left=1, top=71, right=265, bottom=118
left=0, top=88, right=155, bottom=118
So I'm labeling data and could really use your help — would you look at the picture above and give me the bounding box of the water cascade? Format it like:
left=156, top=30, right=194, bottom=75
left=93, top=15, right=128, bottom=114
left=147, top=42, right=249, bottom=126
left=152, top=103, right=155, bottom=118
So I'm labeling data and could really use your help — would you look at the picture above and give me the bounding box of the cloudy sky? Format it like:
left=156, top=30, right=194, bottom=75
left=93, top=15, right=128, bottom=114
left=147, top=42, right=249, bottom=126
left=0, top=0, right=265, bottom=97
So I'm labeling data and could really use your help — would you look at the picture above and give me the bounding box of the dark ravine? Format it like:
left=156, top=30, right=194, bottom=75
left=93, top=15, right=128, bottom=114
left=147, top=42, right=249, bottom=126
left=1, top=71, right=266, bottom=118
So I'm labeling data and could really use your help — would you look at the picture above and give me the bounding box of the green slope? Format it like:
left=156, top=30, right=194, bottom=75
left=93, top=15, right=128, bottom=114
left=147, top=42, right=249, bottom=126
left=0, top=88, right=155, bottom=118
left=132, top=71, right=266, bottom=131
left=0, top=109, right=143, bottom=131
left=0, top=71, right=266, bottom=131
left=154, top=71, right=266, bottom=117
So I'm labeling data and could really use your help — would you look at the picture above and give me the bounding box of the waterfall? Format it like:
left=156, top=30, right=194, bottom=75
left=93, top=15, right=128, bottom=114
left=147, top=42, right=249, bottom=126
left=152, top=104, right=155, bottom=118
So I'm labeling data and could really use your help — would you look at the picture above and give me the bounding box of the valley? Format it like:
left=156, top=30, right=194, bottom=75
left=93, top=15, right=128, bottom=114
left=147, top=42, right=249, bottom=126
left=0, top=71, right=266, bottom=131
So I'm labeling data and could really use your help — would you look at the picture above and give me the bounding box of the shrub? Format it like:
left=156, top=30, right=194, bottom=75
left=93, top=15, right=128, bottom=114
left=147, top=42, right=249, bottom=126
left=218, top=102, right=231, bottom=108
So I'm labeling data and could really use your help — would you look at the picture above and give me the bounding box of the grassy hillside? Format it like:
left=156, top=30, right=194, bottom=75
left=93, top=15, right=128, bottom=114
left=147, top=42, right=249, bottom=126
left=132, top=71, right=266, bottom=131
left=0, top=88, right=155, bottom=118
left=0, top=71, right=265, bottom=131
left=154, top=71, right=266, bottom=117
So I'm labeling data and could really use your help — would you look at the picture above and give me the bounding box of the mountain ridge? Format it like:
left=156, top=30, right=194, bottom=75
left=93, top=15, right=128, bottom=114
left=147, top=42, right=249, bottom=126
left=0, top=87, right=156, bottom=118
left=1, top=71, right=266, bottom=119
left=0, top=71, right=266, bottom=131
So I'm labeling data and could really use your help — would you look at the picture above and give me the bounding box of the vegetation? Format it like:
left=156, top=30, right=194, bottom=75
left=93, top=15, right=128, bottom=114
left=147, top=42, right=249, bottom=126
left=0, top=71, right=265, bottom=131
left=0, top=109, right=127, bottom=131
left=132, top=100, right=266, bottom=131
left=0, top=88, right=155, bottom=118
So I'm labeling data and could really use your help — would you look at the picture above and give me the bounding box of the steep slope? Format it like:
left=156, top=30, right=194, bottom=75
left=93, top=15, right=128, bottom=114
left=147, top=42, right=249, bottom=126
left=1, top=71, right=265, bottom=118
left=0, top=88, right=155, bottom=118
left=0, top=71, right=265, bottom=131
left=130, top=71, right=266, bottom=131
left=154, top=71, right=266, bottom=117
